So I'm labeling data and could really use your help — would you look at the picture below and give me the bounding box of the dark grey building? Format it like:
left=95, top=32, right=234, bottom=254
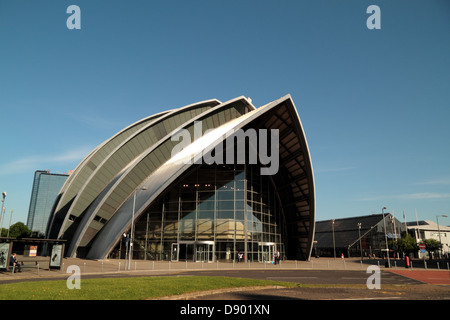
left=314, top=213, right=406, bottom=258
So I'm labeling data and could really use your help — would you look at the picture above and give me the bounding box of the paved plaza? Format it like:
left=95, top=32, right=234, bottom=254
left=1, top=256, right=444, bottom=280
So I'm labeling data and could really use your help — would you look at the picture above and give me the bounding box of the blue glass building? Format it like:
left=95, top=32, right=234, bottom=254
left=27, top=170, right=69, bottom=236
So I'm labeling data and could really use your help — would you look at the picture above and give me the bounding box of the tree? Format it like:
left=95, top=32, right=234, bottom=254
left=7, top=222, right=32, bottom=238
left=400, top=233, right=418, bottom=255
left=0, top=228, right=8, bottom=237
left=423, top=239, right=442, bottom=259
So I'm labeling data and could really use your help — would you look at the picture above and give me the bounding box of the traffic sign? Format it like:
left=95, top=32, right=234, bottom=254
left=419, top=243, right=426, bottom=250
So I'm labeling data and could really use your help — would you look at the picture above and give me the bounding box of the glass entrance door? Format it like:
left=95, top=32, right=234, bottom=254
left=258, top=242, right=275, bottom=263
left=196, top=242, right=214, bottom=262
left=174, top=241, right=214, bottom=262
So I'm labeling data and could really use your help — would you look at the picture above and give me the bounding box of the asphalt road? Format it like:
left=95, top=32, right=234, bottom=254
left=0, top=270, right=428, bottom=285
left=173, top=284, right=450, bottom=300
left=163, top=269, right=450, bottom=300
left=0, top=268, right=422, bottom=286
left=179, top=269, right=423, bottom=285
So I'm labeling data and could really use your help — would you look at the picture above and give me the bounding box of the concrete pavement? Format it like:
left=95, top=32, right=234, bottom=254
left=0, top=257, right=407, bottom=280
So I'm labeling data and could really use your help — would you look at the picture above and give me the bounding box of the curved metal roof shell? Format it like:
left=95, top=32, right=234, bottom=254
left=47, top=100, right=220, bottom=240
left=46, top=110, right=170, bottom=238
left=84, top=95, right=315, bottom=260
left=66, top=97, right=253, bottom=257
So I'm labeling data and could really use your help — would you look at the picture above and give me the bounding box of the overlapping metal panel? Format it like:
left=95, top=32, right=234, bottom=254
left=68, top=98, right=252, bottom=257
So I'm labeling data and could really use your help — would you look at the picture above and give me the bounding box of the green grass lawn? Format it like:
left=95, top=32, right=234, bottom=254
left=0, top=276, right=299, bottom=300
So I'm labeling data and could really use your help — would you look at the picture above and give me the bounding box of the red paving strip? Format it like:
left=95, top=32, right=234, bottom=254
left=390, top=270, right=450, bottom=285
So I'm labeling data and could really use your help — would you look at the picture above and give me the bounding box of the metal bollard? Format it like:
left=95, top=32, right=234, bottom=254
left=118, top=262, right=121, bottom=271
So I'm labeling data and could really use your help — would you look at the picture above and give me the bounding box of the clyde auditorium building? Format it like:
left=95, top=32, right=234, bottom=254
left=46, top=95, right=315, bottom=262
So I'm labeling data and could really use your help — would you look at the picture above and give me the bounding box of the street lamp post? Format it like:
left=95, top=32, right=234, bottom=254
left=123, top=233, right=129, bottom=266
left=331, top=219, right=336, bottom=259
left=357, top=223, right=362, bottom=259
left=0, top=191, right=6, bottom=229
left=436, top=214, right=448, bottom=259
left=7, top=210, right=13, bottom=237
left=128, top=187, right=148, bottom=270
left=382, top=207, right=390, bottom=268
left=0, top=192, right=6, bottom=235
left=0, top=207, right=4, bottom=233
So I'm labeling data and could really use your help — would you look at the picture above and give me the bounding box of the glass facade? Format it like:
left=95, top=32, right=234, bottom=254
left=27, top=171, right=69, bottom=236
left=111, top=163, right=286, bottom=262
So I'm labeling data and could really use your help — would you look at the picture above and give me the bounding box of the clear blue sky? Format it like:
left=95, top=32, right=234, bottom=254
left=0, top=0, right=449, bottom=227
